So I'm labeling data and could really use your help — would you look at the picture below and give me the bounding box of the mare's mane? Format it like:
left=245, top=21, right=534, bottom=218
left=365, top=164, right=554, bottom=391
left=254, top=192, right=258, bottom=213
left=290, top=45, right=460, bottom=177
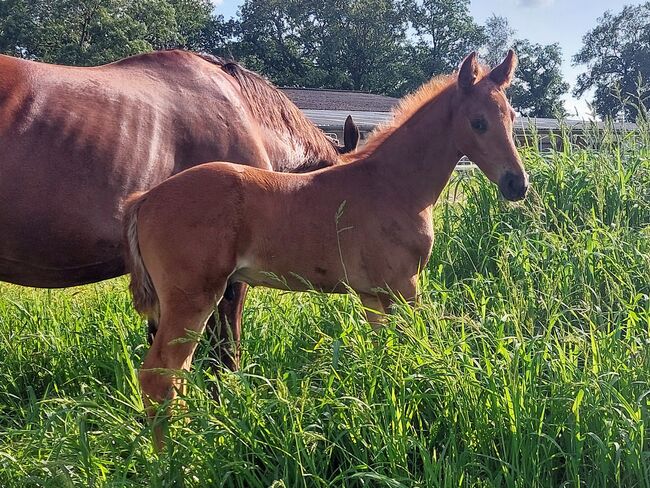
left=195, top=53, right=338, bottom=172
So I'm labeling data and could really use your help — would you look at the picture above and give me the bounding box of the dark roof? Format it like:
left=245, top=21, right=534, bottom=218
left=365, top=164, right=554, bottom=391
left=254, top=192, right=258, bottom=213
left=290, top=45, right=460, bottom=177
left=280, top=87, right=398, bottom=112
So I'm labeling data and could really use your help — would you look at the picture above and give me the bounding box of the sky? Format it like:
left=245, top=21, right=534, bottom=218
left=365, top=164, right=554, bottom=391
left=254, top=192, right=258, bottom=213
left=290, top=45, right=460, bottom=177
left=211, top=0, right=645, bottom=119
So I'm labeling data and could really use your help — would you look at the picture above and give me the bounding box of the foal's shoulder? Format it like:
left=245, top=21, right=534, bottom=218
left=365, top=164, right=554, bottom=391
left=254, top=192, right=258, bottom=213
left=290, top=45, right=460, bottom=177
left=175, top=161, right=309, bottom=192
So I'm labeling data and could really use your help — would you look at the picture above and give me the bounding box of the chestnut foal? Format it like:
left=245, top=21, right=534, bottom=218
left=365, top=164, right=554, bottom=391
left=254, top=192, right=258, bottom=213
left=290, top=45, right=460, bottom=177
left=124, top=50, right=528, bottom=434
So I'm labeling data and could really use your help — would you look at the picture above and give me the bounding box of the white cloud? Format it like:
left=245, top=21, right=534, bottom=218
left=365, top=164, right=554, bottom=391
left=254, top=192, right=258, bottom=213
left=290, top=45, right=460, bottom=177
left=210, top=0, right=223, bottom=5
left=515, top=0, right=555, bottom=7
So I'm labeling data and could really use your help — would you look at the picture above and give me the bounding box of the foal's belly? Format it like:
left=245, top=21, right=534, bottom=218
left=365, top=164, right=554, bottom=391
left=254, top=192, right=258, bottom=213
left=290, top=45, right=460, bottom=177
left=230, top=265, right=349, bottom=294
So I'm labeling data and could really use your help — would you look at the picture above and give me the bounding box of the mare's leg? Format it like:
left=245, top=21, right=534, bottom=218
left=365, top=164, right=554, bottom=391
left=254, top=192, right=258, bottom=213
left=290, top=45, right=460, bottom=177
left=147, top=319, right=158, bottom=345
left=207, top=282, right=248, bottom=372
left=139, top=282, right=226, bottom=448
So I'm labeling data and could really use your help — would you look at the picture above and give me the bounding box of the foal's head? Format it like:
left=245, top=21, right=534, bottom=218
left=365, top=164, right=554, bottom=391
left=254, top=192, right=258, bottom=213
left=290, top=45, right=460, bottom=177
left=451, top=50, right=529, bottom=201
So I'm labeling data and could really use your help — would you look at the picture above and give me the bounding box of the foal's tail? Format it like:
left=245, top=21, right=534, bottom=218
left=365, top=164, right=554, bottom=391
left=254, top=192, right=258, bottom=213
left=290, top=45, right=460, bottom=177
left=123, top=192, right=159, bottom=321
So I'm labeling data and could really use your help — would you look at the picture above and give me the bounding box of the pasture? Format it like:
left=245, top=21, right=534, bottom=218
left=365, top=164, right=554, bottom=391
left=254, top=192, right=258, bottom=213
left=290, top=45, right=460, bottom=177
left=0, top=127, right=648, bottom=487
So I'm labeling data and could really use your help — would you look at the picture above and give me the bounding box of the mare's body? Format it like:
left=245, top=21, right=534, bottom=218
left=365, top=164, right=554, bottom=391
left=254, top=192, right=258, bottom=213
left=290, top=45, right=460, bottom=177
left=0, top=50, right=357, bottom=368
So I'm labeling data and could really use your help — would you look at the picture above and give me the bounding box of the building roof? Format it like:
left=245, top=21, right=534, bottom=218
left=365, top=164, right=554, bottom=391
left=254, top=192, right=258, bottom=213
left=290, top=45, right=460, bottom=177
left=281, top=88, right=637, bottom=133
left=280, top=87, right=398, bottom=112
left=302, top=109, right=392, bottom=132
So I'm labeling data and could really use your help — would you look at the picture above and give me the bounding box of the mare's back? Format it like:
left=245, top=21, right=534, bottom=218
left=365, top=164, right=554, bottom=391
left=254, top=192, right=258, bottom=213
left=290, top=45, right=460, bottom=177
left=0, top=51, right=243, bottom=171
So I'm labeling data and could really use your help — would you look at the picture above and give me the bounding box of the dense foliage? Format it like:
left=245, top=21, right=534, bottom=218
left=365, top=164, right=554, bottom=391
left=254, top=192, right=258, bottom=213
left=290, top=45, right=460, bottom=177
left=479, top=15, right=569, bottom=118
left=0, top=0, right=576, bottom=117
left=0, top=125, right=648, bottom=486
left=0, top=0, right=221, bottom=65
left=509, top=40, right=569, bottom=118
left=573, top=2, right=650, bottom=120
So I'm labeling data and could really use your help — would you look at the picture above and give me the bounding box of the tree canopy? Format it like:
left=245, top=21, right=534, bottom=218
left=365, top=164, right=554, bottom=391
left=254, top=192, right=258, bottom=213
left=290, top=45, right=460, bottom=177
left=404, top=0, right=485, bottom=91
left=478, top=15, right=568, bottom=118
left=573, top=2, right=650, bottom=119
left=0, top=0, right=220, bottom=65
left=481, top=14, right=514, bottom=68
left=3, top=0, right=647, bottom=119
left=233, top=0, right=412, bottom=95
left=509, top=40, right=569, bottom=118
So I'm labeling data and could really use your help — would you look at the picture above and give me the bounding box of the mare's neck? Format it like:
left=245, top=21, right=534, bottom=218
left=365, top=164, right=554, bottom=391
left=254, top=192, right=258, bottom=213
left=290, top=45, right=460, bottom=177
left=365, top=87, right=460, bottom=210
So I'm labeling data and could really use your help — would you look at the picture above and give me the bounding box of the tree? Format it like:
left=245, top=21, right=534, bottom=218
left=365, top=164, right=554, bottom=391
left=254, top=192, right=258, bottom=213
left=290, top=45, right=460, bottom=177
left=195, top=14, right=238, bottom=56
left=573, top=3, right=650, bottom=119
left=405, top=0, right=486, bottom=91
left=0, top=0, right=222, bottom=65
left=233, top=0, right=324, bottom=87
left=474, top=16, right=568, bottom=118
left=234, top=0, right=411, bottom=94
left=482, top=14, right=514, bottom=67
left=508, top=40, right=568, bottom=118
left=314, top=0, right=411, bottom=94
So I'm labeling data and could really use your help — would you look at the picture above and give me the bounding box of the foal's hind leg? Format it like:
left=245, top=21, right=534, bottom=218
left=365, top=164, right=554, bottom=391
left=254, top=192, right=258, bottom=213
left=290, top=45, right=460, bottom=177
left=140, top=291, right=216, bottom=404
left=139, top=283, right=226, bottom=446
left=149, top=282, right=248, bottom=372
left=207, top=282, right=248, bottom=372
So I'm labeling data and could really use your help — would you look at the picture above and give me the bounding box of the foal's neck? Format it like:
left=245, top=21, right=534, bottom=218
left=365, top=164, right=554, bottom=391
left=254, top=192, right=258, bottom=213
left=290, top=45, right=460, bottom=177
left=365, top=87, right=460, bottom=210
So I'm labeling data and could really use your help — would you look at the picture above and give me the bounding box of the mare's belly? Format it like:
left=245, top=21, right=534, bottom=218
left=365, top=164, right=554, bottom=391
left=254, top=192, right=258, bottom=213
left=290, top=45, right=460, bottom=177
left=0, top=199, right=125, bottom=287
left=0, top=255, right=125, bottom=288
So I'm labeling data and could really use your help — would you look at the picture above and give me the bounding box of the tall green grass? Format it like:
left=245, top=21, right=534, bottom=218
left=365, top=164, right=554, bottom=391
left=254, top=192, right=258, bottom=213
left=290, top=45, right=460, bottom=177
left=0, top=126, right=648, bottom=487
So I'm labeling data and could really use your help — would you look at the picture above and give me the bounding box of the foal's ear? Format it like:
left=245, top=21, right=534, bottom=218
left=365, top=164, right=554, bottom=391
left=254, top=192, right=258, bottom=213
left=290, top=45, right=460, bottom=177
left=343, top=115, right=360, bottom=153
left=489, top=49, right=518, bottom=88
left=458, top=52, right=479, bottom=92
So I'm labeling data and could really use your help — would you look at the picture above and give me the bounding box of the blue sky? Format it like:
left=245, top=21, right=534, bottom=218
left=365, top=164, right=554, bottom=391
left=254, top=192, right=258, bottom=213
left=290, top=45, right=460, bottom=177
left=212, top=0, right=644, bottom=118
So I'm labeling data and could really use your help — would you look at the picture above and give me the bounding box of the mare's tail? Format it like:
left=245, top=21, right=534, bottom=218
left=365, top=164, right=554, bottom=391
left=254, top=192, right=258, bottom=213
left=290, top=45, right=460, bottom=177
left=123, top=192, right=159, bottom=320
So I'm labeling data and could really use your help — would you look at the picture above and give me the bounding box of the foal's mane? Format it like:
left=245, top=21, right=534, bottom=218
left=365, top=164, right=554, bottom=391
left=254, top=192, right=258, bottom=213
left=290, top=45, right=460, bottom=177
left=345, top=67, right=486, bottom=161
left=195, top=53, right=338, bottom=172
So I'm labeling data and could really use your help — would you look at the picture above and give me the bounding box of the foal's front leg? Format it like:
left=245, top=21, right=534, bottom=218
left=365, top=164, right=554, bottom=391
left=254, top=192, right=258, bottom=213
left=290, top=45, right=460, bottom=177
left=360, top=293, right=387, bottom=330
left=360, top=277, right=418, bottom=329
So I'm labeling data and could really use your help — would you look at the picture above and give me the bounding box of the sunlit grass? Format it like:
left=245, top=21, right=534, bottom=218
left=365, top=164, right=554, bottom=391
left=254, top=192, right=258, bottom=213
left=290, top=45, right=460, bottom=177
left=0, top=127, right=649, bottom=487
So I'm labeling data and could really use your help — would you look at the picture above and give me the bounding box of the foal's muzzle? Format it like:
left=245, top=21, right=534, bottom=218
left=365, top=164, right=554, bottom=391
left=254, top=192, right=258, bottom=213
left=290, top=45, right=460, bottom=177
left=499, top=171, right=529, bottom=201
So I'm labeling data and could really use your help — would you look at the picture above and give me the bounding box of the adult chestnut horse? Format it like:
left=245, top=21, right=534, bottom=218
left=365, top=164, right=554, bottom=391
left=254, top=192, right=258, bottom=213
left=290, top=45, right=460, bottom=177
left=124, top=50, right=528, bottom=437
left=0, top=49, right=358, bottom=369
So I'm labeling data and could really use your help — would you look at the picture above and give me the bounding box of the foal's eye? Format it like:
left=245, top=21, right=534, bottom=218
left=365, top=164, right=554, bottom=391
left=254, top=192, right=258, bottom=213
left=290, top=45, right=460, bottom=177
left=471, top=118, right=488, bottom=133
